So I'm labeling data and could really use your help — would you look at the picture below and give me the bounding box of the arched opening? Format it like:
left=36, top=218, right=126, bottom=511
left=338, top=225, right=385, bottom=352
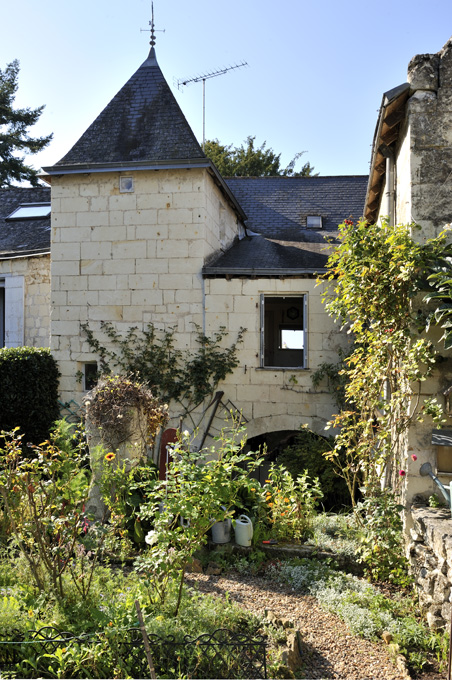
left=246, top=428, right=353, bottom=511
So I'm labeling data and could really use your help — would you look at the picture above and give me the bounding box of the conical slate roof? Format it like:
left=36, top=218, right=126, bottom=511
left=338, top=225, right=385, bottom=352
left=47, top=47, right=206, bottom=171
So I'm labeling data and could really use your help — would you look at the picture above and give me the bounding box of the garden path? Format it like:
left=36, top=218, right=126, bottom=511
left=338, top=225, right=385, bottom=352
left=185, top=572, right=443, bottom=680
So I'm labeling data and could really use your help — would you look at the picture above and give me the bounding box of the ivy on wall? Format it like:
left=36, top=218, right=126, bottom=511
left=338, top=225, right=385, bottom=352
left=320, top=219, right=451, bottom=502
left=80, top=322, right=245, bottom=427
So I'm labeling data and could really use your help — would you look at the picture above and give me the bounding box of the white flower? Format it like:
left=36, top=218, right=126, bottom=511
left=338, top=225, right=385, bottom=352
left=145, top=530, right=158, bottom=546
left=183, top=430, right=190, bottom=437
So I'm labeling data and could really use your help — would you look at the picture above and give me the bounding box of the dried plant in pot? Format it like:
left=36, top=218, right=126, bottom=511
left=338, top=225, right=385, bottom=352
left=84, top=374, right=168, bottom=520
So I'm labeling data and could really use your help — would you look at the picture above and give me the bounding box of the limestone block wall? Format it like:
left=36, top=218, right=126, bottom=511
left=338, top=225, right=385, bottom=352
left=204, top=174, right=243, bottom=264
left=408, top=505, right=452, bottom=629
left=204, top=276, right=349, bottom=440
left=0, top=255, right=50, bottom=348
left=50, top=168, right=240, bottom=405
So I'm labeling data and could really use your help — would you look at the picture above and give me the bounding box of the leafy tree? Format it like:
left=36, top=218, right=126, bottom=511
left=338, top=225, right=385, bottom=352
left=205, top=135, right=317, bottom=177
left=0, top=60, right=52, bottom=187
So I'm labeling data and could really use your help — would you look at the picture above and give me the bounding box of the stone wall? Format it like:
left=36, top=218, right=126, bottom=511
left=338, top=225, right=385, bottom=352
left=205, top=275, right=349, bottom=439
left=408, top=504, right=452, bottom=628
left=377, top=38, right=452, bottom=515
left=50, top=167, right=238, bottom=405
left=50, top=165, right=345, bottom=441
left=0, top=255, right=50, bottom=348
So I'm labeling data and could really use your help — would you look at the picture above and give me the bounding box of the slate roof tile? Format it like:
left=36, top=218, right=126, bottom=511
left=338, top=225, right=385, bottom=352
left=204, top=176, right=367, bottom=275
left=0, top=186, right=51, bottom=258
left=51, top=48, right=205, bottom=169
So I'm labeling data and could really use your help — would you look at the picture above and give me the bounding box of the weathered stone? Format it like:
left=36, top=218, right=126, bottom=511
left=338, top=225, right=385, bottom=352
left=266, top=610, right=284, bottom=628
left=382, top=631, right=393, bottom=644
left=186, top=557, right=203, bottom=574
left=441, top=601, right=451, bottom=621
left=280, top=631, right=303, bottom=672
left=395, top=653, right=411, bottom=679
left=409, top=528, right=422, bottom=542
left=432, top=576, right=451, bottom=604
left=426, top=611, right=446, bottom=629
left=407, top=53, right=439, bottom=91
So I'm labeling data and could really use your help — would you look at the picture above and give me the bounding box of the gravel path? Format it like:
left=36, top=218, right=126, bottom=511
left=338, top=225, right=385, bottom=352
left=185, top=571, right=412, bottom=680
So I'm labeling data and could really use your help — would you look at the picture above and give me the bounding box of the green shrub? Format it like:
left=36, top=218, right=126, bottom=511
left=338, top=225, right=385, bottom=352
left=0, top=347, right=60, bottom=445
left=278, top=428, right=351, bottom=510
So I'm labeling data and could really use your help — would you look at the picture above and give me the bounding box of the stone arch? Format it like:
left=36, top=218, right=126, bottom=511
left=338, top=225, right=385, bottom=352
left=243, top=414, right=328, bottom=442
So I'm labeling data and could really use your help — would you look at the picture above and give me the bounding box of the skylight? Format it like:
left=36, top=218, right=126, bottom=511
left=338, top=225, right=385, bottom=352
left=6, top=203, right=51, bottom=220
left=306, top=215, right=323, bottom=229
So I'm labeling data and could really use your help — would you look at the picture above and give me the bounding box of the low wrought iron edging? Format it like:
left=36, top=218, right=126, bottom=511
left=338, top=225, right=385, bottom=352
left=0, top=625, right=267, bottom=679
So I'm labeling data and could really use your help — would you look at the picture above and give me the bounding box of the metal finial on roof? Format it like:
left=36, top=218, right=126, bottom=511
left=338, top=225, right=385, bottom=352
left=150, top=2, right=156, bottom=47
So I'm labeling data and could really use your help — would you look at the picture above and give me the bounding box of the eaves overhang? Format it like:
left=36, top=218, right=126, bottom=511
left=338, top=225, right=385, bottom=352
left=41, top=157, right=212, bottom=177
left=202, top=267, right=326, bottom=278
left=364, top=82, right=411, bottom=224
left=0, top=249, right=50, bottom=260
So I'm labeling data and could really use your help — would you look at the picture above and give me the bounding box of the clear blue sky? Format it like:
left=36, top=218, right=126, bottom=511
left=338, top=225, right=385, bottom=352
left=2, top=0, right=452, bottom=179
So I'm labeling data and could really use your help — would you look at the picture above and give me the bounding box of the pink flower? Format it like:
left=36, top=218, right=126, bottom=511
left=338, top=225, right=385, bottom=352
left=399, top=469, right=406, bottom=476
left=411, top=454, right=418, bottom=461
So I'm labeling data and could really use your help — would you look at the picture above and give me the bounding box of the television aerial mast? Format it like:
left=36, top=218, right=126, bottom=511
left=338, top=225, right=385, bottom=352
left=176, top=61, right=248, bottom=150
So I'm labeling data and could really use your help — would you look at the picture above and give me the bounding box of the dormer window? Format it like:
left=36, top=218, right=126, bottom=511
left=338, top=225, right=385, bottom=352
left=306, top=215, right=323, bottom=229
left=6, top=203, right=51, bottom=220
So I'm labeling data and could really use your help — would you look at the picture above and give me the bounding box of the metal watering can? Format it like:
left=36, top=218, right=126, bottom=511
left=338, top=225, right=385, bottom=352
left=211, top=506, right=232, bottom=544
left=234, top=514, right=253, bottom=547
left=419, top=462, right=452, bottom=512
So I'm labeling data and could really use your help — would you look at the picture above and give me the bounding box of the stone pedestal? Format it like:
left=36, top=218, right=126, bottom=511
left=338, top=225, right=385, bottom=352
left=84, top=404, right=148, bottom=521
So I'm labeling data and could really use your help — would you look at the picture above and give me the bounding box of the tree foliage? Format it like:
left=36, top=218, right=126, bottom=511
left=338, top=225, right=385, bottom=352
left=0, top=60, right=52, bottom=187
left=204, top=135, right=317, bottom=177
left=425, top=239, right=452, bottom=349
left=321, top=219, right=450, bottom=502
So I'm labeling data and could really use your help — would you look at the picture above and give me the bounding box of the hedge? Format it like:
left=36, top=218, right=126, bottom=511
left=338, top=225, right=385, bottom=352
left=0, top=347, right=60, bottom=445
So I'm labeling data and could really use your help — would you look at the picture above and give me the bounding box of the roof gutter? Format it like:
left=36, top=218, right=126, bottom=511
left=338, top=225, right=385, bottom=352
left=0, top=249, right=50, bottom=260
left=202, top=267, right=327, bottom=277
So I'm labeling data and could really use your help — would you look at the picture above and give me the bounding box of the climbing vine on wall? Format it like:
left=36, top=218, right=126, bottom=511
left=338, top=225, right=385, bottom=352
left=80, top=321, right=245, bottom=426
left=320, top=218, right=451, bottom=502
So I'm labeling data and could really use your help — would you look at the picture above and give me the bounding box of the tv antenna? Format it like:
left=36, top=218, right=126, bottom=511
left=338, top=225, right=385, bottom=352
left=175, top=61, right=248, bottom=150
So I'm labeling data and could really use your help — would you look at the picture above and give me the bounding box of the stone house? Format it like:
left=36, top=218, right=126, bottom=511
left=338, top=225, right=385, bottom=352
left=0, top=185, right=51, bottom=348
left=2, top=40, right=362, bottom=450
left=363, top=36, right=452, bottom=628
left=365, top=36, right=452, bottom=508
left=3, top=32, right=452, bottom=479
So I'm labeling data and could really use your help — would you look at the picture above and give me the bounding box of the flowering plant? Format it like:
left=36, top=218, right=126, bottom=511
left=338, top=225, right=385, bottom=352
left=135, top=423, right=262, bottom=615
left=0, top=420, right=104, bottom=600
left=261, top=463, right=322, bottom=541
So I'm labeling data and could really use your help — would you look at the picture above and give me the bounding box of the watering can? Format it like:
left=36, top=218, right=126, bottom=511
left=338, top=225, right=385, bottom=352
left=234, top=515, right=253, bottom=547
left=211, top=507, right=232, bottom=544
left=419, top=462, right=452, bottom=511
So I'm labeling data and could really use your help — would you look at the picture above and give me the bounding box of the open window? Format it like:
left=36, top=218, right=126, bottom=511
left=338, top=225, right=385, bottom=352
left=260, top=295, right=307, bottom=368
left=83, top=362, right=98, bottom=391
